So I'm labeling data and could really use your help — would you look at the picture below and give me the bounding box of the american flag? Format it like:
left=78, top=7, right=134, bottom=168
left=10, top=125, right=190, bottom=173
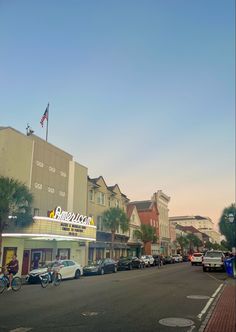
left=40, top=104, right=49, bottom=127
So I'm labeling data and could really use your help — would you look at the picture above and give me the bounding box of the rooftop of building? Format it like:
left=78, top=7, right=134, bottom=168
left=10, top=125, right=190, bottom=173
left=129, top=200, right=154, bottom=211
left=169, top=215, right=213, bottom=222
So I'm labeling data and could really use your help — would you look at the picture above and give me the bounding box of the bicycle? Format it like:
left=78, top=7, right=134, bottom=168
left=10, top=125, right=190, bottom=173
left=0, top=266, right=22, bottom=293
left=39, top=268, right=62, bottom=288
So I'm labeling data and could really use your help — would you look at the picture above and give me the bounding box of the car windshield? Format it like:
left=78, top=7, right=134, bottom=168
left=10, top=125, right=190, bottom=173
left=87, top=260, right=103, bottom=266
left=205, top=252, right=223, bottom=257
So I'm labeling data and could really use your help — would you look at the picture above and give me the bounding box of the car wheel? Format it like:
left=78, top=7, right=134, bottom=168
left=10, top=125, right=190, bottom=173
left=191, top=262, right=194, bottom=266
left=203, top=266, right=207, bottom=272
left=113, top=266, right=117, bottom=273
left=128, top=264, right=133, bottom=270
left=75, top=269, right=81, bottom=279
left=100, top=268, right=105, bottom=275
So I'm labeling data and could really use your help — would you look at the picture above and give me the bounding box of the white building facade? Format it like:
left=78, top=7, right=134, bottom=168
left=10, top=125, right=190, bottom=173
left=152, top=190, right=171, bottom=255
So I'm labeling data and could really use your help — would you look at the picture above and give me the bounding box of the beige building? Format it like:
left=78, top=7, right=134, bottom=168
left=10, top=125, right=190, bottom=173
left=126, top=204, right=143, bottom=257
left=152, top=190, right=171, bottom=255
left=0, top=127, right=96, bottom=275
left=169, top=215, right=221, bottom=244
left=87, top=176, right=130, bottom=260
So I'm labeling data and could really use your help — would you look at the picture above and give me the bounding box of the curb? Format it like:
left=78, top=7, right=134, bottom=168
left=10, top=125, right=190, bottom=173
left=198, top=282, right=226, bottom=332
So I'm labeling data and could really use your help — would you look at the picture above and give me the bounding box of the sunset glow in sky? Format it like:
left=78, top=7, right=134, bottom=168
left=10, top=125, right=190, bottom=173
left=0, top=0, right=235, bottom=227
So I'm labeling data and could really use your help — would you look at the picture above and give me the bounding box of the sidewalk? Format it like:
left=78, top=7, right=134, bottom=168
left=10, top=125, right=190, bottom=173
left=203, top=280, right=236, bottom=332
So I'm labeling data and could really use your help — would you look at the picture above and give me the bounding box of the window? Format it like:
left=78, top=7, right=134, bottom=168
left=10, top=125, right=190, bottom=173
left=49, top=166, right=56, bottom=173
left=108, top=197, right=112, bottom=207
left=58, top=248, right=70, bottom=259
left=115, top=199, right=120, bottom=207
left=34, top=182, right=42, bottom=190
left=33, top=208, right=39, bottom=216
left=97, top=216, right=103, bottom=230
left=36, top=160, right=44, bottom=168
left=89, top=190, right=94, bottom=202
left=67, top=260, right=75, bottom=266
left=97, top=192, right=106, bottom=205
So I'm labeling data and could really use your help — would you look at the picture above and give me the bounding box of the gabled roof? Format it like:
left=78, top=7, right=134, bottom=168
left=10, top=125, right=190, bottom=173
left=130, top=200, right=154, bottom=211
left=126, top=204, right=135, bottom=219
left=88, top=175, right=128, bottom=200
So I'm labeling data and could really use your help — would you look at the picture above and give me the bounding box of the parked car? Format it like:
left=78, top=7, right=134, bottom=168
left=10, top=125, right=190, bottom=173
left=182, top=255, right=189, bottom=262
left=27, top=259, right=83, bottom=284
left=202, top=250, right=225, bottom=272
left=141, top=255, right=154, bottom=267
left=163, top=256, right=175, bottom=264
left=83, top=258, right=117, bottom=275
left=172, top=254, right=183, bottom=263
left=191, top=253, right=203, bottom=266
left=117, top=256, right=145, bottom=270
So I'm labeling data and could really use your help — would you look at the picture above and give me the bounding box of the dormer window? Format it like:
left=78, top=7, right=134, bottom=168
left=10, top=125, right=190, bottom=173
left=89, top=189, right=94, bottom=202
left=97, top=192, right=106, bottom=206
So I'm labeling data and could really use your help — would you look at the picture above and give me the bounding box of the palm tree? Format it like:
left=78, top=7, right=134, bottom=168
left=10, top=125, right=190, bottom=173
left=176, top=235, right=189, bottom=255
left=0, top=176, right=34, bottom=260
left=134, top=224, right=156, bottom=254
left=186, top=233, right=203, bottom=253
left=102, top=207, right=129, bottom=259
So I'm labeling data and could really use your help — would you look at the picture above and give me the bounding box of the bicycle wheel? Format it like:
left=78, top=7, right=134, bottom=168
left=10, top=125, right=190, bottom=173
left=0, top=278, right=6, bottom=294
left=40, top=274, right=50, bottom=288
left=53, top=273, right=62, bottom=286
left=12, top=277, right=22, bottom=291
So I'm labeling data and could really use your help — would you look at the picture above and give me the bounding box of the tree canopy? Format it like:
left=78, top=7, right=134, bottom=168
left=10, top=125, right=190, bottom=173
left=186, top=233, right=203, bottom=253
left=0, top=176, right=34, bottom=259
left=134, top=224, right=157, bottom=244
left=176, top=235, right=189, bottom=254
left=219, top=203, right=236, bottom=250
left=102, top=207, right=129, bottom=258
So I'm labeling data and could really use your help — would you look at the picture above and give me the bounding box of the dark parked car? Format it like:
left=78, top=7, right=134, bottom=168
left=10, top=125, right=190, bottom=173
left=117, top=256, right=145, bottom=270
left=83, top=258, right=117, bottom=275
left=182, top=255, right=189, bottom=262
left=163, top=256, right=175, bottom=264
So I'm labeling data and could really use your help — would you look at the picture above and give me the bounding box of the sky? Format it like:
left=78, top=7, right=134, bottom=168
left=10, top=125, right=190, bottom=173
left=0, top=0, right=235, bottom=228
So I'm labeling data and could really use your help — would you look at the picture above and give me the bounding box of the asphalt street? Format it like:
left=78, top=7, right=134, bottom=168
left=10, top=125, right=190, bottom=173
left=0, top=262, right=228, bottom=332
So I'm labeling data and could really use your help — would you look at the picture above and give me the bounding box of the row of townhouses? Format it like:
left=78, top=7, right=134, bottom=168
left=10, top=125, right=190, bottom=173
left=0, top=127, right=220, bottom=276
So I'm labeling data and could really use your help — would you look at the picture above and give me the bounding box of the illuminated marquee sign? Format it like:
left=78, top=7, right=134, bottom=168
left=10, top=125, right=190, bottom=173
left=49, top=206, right=94, bottom=226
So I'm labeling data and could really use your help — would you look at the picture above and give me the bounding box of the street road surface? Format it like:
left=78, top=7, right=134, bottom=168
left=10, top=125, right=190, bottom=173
left=0, top=263, right=227, bottom=332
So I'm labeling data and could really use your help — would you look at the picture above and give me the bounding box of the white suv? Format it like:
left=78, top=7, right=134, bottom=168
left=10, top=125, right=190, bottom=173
left=172, top=254, right=183, bottom=263
left=191, top=253, right=203, bottom=266
left=141, top=255, right=155, bottom=267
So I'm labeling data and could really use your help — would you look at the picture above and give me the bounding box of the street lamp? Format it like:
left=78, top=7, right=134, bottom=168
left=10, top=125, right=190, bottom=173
left=225, top=213, right=236, bottom=254
left=228, top=213, right=235, bottom=224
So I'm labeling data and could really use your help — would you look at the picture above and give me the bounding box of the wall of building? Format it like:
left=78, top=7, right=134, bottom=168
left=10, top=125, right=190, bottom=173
left=0, top=128, right=33, bottom=186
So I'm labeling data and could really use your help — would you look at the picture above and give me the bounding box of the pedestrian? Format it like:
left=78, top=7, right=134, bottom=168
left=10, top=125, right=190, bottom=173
left=6, top=254, right=19, bottom=290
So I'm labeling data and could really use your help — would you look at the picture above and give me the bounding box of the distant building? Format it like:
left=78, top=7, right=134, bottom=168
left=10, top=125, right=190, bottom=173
left=169, top=215, right=221, bottom=244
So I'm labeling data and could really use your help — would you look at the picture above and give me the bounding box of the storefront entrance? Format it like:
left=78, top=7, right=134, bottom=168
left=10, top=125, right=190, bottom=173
left=2, top=247, right=17, bottom=266
left=22, top=250, right=30, bottom=275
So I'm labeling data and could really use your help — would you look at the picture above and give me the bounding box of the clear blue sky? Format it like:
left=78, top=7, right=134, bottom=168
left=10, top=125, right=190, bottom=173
left=0, top=0, right=235, bottom=226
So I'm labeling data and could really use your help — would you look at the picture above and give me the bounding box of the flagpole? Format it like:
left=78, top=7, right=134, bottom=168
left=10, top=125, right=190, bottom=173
left=46, top=103, right=49, bottom=142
